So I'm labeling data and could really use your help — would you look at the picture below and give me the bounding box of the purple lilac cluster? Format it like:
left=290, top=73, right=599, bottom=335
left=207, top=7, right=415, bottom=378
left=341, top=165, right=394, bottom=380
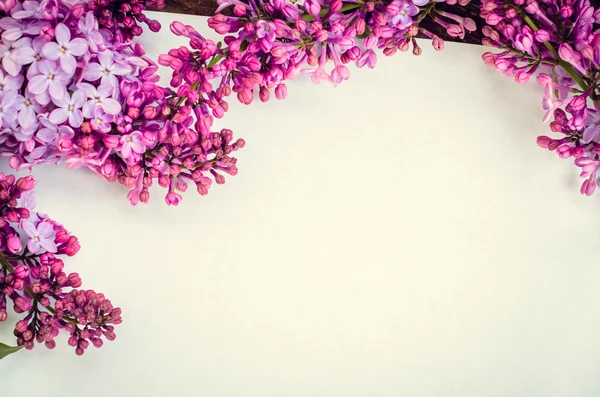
left=157, top=0, right=475, bottom=136
left=0, top=1, right=245, bottom=206
left=480, top=0, right=600, bottom=196
left=0, top=172, right=121, bottom=355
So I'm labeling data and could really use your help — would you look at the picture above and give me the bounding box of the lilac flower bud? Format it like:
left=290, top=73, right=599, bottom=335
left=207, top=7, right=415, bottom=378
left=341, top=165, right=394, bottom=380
left=569, top=96, right=586, bottom=112
left=560, top=4, right=574, bottom=18
left=537, top=136, right=552, bottom=150
left=165, top=192, right=182, bottom=206
left=14, top=296, right=32, bottom=313
left=558, top=43, right=575, bottom=62
left=363, top=35, right=377, bottom=49
left=170, top=21, right=189, bottom=37
left=534, top=29, right=550, bottom=43
left=446, top=24, right=464, bottom=38
left=16, top=176, right=36, bottom=192
left=40, top=0, right=58, bottom=19
left=482, top=1, right=497, bottom=11
left=7, top=235, right=22, bottom=254
left=485, top=13, right=502, bottom=25
left=432, top=36, right=444, bottom=51
left=493, top=58, right=511, bottom=72
left=399, top=40, right=410, bottom=52
left=524, top=0, right=539, bottom=13
left=69, top=3, right=85, bottom=18
left=573, top=147, right=584, bottom=159
left=505, top=8, right=517, bottom=18
left=275, top=84, right=287, bottom=100
left=355, top=19, right=366, bottom=35
left=330, top=0, right=342, bottom=12
left=259, top=86, right=270, bottom=102
left=0, top=0, right=16, bottom=12
left=346, top=46, right=362, bottom=61
left=237, top=90, right=253, bottom=105
left=80, top=136, right=95, bottom=151
left=138, top=189, right=150, bottom=204
left=68, top=273, right=82, bottom=288
left=581, top=179, right=596, bottom=196
left=305, top=0, right=321, bottom=16
left=557, top=144, right=573, bottom=159
left=149, top=20, right=162, bottom=32
left=13, top=265, right=29, bottom=279
left=581, top=45, right=594, bottom=61
left=515, top=70, right=532, bottom=84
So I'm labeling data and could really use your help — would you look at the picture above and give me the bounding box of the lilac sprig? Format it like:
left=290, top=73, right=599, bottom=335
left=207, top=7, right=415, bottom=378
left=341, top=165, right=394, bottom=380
left=0, top=172, right=121, bottom=356
left=154, top=1, right=476, bottom=199
left=0, top=1, right=246, bottom=206
left=480, top=0, right=600, bottom=197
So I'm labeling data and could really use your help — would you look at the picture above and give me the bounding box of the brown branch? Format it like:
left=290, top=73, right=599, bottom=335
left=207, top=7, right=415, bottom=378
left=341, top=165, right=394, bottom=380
left=149, top=0, right=485, bottom=45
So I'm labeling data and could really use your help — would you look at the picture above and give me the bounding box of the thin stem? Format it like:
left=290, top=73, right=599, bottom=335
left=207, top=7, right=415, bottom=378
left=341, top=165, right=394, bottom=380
left=519, top=11, right=589, bottom=91
left=301, top=3, right=361, bottom=21
left=0, top=252, right=78, bottom=326
left=175, top=81, right=200, bottom=107
left=418, top=2, right=436, bottom=22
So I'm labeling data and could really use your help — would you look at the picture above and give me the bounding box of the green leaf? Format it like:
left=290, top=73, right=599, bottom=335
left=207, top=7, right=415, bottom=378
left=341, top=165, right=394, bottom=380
left=0, top=342, right=23, bottom=360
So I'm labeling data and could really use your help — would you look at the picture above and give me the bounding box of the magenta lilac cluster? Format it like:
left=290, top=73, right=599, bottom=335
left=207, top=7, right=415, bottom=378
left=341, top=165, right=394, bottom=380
left=480, top=0, right=600, bottom=196
left=0, top=1, right=245, bottom=206
left=158, top=0, right=475, bottom=117
left=0, top=173, right=120, bottom=355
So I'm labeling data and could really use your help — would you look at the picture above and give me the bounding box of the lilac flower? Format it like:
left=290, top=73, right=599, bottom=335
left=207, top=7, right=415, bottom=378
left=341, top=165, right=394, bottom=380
left=10, top=1, right=42, bottom=20
left=120, top=131, right=145, bottom=159
left=0, top=36, right=35, bottom=76
left=90, top=107, right=115, bottom=133
left=25, top=38, right=48, bottom=78
left=12, top=122, right=37, bottom=142
left=78, top=12, right=105, bottom=53
left=80, top=82, right=121, bottom=117
left=0, top=17, right=41, bottom=41
left=0, top=69, right=23, bottom=93
left=575, top=157, right=600, bottom=196
left=49, top=90, right=86, bottom=127
left=357, top=50, right=377, bottom=68
left=256, top=21, right=276, bottom=41
left=23, top=220, right=57, bottom=254
left=392, top=1, right=419, bottom=27
left=42, top=23, right=89, bottom=74
left=583, top=111, right=600, bottom=143
left=541, top=84, right=568, bottom=122
left=0, top=91, right=18, bottom=127
left=15, top=91, right=42, bottom=129
left=27, top=60, right=69, bottom=101
left=37, top=117, right=75, bottom=144
left=83, top=50, right=131, bottom=90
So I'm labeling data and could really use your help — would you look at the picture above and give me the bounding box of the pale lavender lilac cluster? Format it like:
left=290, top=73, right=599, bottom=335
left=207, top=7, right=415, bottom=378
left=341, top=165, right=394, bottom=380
left=480, top=0, right=600, bottom=196
left=0, top=1, right=245, bottom=206
left=0, top=172, right=121, bottom=355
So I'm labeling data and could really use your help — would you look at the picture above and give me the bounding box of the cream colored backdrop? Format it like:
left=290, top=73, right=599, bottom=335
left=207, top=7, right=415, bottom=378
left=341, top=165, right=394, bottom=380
left=2, top=12, right=600, bottom=397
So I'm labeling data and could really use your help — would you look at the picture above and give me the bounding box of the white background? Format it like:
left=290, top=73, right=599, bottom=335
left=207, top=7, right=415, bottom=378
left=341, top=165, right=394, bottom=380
left=2, top=12, right=600, bottom=397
